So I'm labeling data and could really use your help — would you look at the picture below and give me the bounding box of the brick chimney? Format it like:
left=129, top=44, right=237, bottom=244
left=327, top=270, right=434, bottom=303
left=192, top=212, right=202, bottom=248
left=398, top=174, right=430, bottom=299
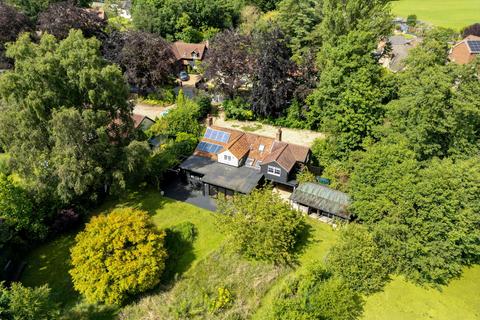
left=276, top=127, right=282, bottom=141
left=207, top=114, right=213, bottom=127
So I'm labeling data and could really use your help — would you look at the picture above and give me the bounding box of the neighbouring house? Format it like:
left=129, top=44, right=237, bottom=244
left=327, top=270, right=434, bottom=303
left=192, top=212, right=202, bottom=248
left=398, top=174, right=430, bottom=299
left=290, top=182, right=351, bottom=220
left=132, top=113, right=155, bottom=131
left=378, top=35, right=418, bottom=72
left=449, top=35, right=480, bottom=65
left=179, top=121, right=311, bottom=197
left=85, top=6, right=106, bottom=20
left=170, top=41, right=208, bottom=70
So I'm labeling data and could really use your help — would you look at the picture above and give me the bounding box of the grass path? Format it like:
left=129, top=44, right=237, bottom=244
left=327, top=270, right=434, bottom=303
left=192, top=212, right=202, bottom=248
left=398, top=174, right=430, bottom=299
left=392, top=0, right=480, bottom=30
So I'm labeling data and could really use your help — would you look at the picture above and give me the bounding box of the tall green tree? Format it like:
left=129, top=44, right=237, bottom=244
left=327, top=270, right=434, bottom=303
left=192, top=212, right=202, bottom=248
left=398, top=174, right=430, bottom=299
left=386, top=29, right=480, bottom=161
left=349, top=140, right=480, bottom=284
left=326, top=224, right=391, bottom=294
left=0, top=30, right=135, bottom=203
left=319, top=0, right=392, bottom=45
left=306, top=30, right=393, bottom=160
left=218, top=187, right=306, bottom=265
left=131, top=0, right=240, bottom=40
left=275, top=0, right=323, bottom=61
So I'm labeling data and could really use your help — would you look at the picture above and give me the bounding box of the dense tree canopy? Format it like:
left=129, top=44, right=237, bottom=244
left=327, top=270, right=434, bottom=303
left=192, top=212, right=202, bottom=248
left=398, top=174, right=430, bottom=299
left=251, top=27, right=296, bottom=118
left=0, top=173, right=47, bottom=240
left=204, top=29, right=254, bottom=98
left=113, top=31, right=176, bottom=94
left=386, top=34, right=480, bottom=160
left=131, top=0, right=240, bottom=40
left=247, top=0, right=281, bottom=12
left=275, top=0, right=323, bottom=61
left=306, top=30, right=393, bottom=161
left=319, top=0, right=392, bottom=45
left=6, top=0, right=92, bottom=18
left=349, top=140, right=480, bottom=284
left=36, top=1, right=106, bottom=40
left=326, top=224, right=391, bottom=294
left=218, top=187, right=306, bottom=265
left=70, top=208, right=167, bottom=304
left=462, top=23, right=480, bottom=38
left=0, top=30, right=135, bottom=203
left=0, top=2, right=30, bottom=67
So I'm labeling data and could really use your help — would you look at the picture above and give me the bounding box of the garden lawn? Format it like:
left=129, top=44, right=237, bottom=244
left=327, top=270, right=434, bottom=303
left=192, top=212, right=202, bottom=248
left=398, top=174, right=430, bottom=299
left=391, top=0, right=480, bottom=30
left=20, top=191, right=223, bottom=316
left=19, top=191, right=480, bottom=319
left=363, top=266, right=480, bottom=320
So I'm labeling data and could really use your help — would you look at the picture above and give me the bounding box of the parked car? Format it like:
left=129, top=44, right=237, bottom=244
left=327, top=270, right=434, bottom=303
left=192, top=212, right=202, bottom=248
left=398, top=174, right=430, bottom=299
left=179, top=71, right=190, bottom=81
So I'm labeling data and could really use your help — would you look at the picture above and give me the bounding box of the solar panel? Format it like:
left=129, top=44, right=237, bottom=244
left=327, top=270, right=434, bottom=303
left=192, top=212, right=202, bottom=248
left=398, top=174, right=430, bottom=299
left=197, top=141, right=223, bottom=154
left=204, top=128, right=230, bottom=143
left=467, top=40, right=480, bottom=53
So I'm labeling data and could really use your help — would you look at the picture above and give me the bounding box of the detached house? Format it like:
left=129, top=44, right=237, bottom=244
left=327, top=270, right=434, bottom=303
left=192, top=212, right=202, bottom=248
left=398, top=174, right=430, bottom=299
left=171, top=41, right=208, bottom=70
left=449, top=35, right=480, bottom=65
left=179, top=122, right=310, bottom=197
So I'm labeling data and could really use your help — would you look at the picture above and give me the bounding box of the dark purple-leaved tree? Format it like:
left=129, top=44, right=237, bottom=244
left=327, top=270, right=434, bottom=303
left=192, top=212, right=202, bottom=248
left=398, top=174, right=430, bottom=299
left=204, top=29, right=255, bottom=98
left=0, top=2, right=31, bottom=67
left=462, top=23, right=480, bottom=38
left=37, top=1, right=106, bottom=40
left=104, top=31, right=177, bottom=95
left=250, top=27, right=296, bottom=118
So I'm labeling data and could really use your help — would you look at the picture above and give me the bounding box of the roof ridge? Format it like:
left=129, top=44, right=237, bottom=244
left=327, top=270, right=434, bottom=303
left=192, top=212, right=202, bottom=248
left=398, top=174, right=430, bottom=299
left=227, top=132, right=246, bottom=148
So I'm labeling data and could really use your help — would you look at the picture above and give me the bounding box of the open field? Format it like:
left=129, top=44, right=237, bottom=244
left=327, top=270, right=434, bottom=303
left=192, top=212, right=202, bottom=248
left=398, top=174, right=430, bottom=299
left=392, top=0, right=480, bottom=30
left=20, top=191, right=480, bottom=319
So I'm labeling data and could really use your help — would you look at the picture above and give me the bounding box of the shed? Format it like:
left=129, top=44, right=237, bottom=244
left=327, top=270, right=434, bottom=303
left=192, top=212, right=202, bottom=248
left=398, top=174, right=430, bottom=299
left=290, top=182, right=351, bottom=220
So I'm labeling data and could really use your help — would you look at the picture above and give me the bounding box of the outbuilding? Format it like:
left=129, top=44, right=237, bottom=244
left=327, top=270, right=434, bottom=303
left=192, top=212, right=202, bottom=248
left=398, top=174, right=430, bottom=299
left=290, top=182, right=351, bottom=220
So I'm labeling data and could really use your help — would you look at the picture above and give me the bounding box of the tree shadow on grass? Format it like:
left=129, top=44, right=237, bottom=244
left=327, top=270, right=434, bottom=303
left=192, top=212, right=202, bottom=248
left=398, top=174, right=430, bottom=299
left=292, top=221, right=315, bottom=264
left=162, top=222, right=197, bottom=284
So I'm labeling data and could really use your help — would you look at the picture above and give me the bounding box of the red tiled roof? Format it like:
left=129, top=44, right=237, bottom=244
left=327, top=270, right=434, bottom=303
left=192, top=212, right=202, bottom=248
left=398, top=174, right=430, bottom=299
left=449, top=35, right=480, bottom=65
left=171, top=41, right=208, bottom=61
left=194, top=125, right=310, bottom=171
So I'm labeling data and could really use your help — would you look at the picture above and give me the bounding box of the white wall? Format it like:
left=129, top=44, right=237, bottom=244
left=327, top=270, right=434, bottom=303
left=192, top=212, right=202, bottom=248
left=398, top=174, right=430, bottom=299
left=218, top=150, right=239, bottom=167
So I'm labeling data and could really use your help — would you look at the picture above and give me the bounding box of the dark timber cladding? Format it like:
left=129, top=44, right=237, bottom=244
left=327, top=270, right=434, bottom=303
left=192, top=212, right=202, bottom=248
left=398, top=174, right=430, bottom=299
left=180, top=155, right=264, bottom=194
left=290, top=182, right=351, bottom=219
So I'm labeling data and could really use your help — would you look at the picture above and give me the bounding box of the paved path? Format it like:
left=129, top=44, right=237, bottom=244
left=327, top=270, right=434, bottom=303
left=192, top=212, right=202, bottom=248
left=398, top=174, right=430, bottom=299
left=133, top=103, right=175, bottom=120
left=213, top=113, right=325, bottom=147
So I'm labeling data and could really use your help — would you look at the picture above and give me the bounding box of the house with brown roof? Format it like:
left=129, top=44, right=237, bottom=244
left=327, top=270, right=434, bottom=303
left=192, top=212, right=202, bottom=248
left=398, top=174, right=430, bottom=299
left=179, top=120, right=311, bottom=197
left=170, top=41, right=208, bottom=70
left=132, top=113, right=155, bottom=131
left=449, top=35, right=480, bottom=65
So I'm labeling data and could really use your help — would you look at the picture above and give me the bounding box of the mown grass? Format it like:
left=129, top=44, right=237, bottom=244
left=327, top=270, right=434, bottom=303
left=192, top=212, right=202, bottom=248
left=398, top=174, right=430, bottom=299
left=19, top=190, right=480, bottom=320
left=20, top=191, right=222, bottom=318
left=363, top=266, right=480, bottom=320
left=391, top=0, right=480, bottom=30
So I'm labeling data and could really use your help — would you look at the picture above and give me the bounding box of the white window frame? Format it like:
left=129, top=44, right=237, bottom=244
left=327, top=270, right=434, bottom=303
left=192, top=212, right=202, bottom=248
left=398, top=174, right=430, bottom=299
left=224, top=154, right=232, bottom=161
left=267, top=165, right=281, bottom=177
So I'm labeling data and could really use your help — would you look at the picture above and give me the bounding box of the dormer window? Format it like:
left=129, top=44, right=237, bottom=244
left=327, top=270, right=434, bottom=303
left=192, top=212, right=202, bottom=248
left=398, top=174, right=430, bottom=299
left=191, top=51, right=198, bottom=59
left=259, top=144, right=265, bottom=152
